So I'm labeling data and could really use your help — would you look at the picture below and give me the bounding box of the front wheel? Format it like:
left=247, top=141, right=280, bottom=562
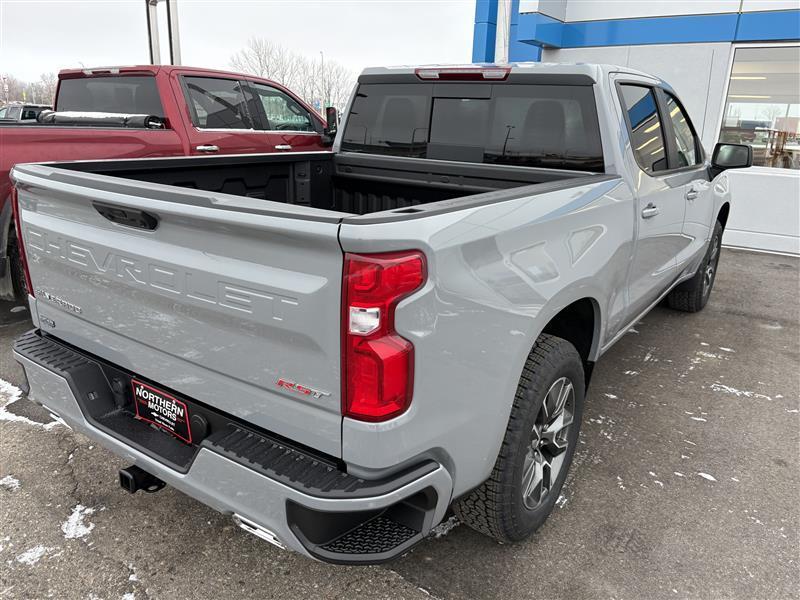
left=454, top=334, right=585, bottom=543
left=667, top=219, right=723, bottom=313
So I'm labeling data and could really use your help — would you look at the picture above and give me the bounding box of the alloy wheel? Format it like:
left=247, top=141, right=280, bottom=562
left=521, top=377, right=575, bottom=511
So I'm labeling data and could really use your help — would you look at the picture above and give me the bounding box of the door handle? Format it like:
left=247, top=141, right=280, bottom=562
left=641, top=204, right=660, bottom=219
left=195, top=145, right=219, bottom=153
left=685, top=189, right=699, bottom=201
left=274, top=144, right=292, bottom=151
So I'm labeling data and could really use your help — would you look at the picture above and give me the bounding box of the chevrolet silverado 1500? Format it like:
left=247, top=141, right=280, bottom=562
left=0, top=65, right=330, bottom=300
left=11, top=63, right=752, bottom=564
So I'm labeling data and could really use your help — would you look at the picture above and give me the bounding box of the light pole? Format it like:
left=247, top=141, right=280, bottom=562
left=320, top=51, right=326, bottom=110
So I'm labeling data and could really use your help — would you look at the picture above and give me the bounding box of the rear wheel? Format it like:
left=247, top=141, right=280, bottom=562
left=8, top=231, right=28, bottom=299
left=454, top=334, right=584, bottom=542
left=667, top=220, right=723, bottom=313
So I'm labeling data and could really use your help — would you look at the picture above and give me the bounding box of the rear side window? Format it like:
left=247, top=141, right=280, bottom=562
left=618, top=84, right=668, bottom=174
left=342, top=83, right=604, bottom=172
left=665, top=93, right=700, bottom=167
left=57, top=76, right=164, bottom=117
left=183, top=77, right=252, bottom=129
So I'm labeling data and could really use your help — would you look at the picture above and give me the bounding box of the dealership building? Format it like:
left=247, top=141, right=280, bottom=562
left=473, top=1, right=800, bottom=254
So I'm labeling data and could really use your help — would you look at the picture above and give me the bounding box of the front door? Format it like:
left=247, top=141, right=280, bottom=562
left=617, top=82, right=688, bottom=319
left=660, top=91, right=713, bottom=275
left=246, top=81, right=326, bottom=153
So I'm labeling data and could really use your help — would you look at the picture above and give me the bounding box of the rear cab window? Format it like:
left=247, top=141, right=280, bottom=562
left=342, top=82, right=604, bottom=172
left=56, top=75, right=165, bottom=118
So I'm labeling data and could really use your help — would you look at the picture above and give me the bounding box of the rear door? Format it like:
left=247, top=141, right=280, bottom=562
left=13, top=164, right=344, bottom=456
left=180, top=75, right=275, bottom=156
left=616, top=80, right=688, bottom=318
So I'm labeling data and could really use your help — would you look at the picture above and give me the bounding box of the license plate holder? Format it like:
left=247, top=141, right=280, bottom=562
left=131, top=379, right=193, bottom=444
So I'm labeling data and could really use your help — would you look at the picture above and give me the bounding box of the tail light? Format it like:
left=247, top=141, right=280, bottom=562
left=10, top=188, right=34, bottom=297
left=342, top=251, right=426, bottom=422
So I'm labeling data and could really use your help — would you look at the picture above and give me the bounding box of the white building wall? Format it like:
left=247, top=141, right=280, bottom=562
left=542, top=43, right=733, bottom=153
left=724, top=168, right=800, bottom=255
left=543, top=43, right=800, bottom=255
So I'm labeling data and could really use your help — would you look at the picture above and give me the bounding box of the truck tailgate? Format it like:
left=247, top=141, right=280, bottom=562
left=12, top=164, right=344, bottom=457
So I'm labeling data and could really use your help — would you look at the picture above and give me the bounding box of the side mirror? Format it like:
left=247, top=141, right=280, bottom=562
left=711, top=142, right=752, bottom=177
left=322, top=106, right=338, bottom=147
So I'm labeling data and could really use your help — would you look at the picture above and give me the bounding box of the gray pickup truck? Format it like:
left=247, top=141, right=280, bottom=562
left=11, top=63, right=751, bottom=564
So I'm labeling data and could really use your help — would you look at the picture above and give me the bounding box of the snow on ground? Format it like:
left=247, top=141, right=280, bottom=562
left=430, top=516, right=460, bottom=538
left=709, top=383, right=773, bottom=401
left=0, top=377, right=63, bottom=431
left=0, top=474, right=21, bottom=491
left=62, top=504, right=96, bottom=540
left=15, top=545, right=53, bottom=566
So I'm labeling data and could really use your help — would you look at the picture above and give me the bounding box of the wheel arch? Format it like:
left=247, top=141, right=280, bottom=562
left=717, top=202, right=730, bottom=230
left=537, top=296, right=602, bottom=387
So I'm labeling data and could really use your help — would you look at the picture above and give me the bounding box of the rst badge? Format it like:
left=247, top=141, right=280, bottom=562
left=39, top=290, right=82, bottom=314
left=275, top=378, right=331, bottom=400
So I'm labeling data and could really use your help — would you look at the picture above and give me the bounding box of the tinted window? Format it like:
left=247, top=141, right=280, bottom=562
left=342, top=84, right=431, bottom=156
left=665, top=93, right=699, bottom=167
left=184, top=77, right=252, bottom=129
left=250, top=83, right=315, bottom=132
left=57, top=76, right=164, bottom=117
left=342, top=83, right=603, bottom=171
left=619, top=85, right=668, bottom=174
left=21, top=107, right=45, bottom=120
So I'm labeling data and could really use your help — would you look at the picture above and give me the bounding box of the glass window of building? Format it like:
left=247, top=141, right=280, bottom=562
left=719, top=46, right=800, bottom=170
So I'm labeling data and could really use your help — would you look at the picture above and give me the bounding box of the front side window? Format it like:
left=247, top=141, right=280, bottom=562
left=249, top=83, right=315, bottom=132
left=665, top=93, right=700, bottom=167
left=619, top=84, right=668, bottom=174
left=341, top=83, right=603, bottom=171
left=57, top=76, right=164, bottom=117
left=183, top=77, right=252, bottom=129
left=719, top=46, right=799, bottom=170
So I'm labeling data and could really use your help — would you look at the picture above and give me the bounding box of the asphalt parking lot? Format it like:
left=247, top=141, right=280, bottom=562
left=0, top=248, right=798, bottom=600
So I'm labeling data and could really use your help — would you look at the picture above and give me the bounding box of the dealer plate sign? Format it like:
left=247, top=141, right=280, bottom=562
left=131, top=379, right=193, bottom=444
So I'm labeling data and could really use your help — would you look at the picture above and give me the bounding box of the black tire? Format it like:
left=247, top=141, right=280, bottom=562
left=454, top=334, right=585, bottom=543
left=667, top=219, right=723, bottom=313
left=8, top=231, right=28, bottom=299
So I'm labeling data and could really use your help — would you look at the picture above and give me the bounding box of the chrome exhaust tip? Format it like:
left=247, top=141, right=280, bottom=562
left=232, top=513, right=285, bottom=550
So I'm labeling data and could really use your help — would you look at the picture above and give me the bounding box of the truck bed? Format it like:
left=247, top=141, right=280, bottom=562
left=23, top=151, right=604, bottom=220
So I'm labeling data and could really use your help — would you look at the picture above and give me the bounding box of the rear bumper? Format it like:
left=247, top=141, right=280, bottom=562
left=13, top=330, right=453, bottom=564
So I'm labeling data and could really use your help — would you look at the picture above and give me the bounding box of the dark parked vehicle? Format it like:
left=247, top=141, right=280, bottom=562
left=0, top=103, right=52, bottom=122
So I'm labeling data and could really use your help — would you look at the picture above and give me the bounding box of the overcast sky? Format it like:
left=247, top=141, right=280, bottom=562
left=0, top=0, right=476, bottom=82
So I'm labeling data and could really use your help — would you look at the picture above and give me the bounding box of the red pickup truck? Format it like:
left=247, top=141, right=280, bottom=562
left=0, top=64, right=331, bottom=300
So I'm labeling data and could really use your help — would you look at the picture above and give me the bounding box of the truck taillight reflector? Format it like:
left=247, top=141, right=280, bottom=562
left=342, top=251, right=426, bottom=422
left=10, top=189, right=34, bottom=298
